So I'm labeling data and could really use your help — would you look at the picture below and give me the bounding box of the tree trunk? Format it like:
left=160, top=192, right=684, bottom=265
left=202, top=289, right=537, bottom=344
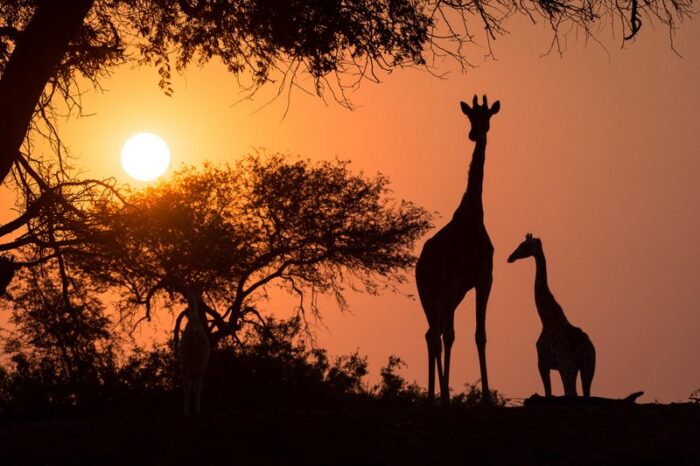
left=0, top=0, right=94, bottom=184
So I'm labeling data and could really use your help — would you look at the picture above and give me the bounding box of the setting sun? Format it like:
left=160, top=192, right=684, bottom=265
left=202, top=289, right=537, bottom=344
left=120, top=132, right=171, bottom=181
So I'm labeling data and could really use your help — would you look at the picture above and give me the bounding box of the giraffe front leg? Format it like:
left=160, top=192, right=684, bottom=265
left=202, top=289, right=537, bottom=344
left=538, top=359, right=552, bottom=397
left=441, top=324, right=455, bottom=404
left=182, top=377, right=192, bottom=416
left=560, top=368, right=578, bottom=397
left=581, top=343, right=596, bottom=398
left=475, top=279, right=492, bottom=404
left=193, top=373, right=205, bottom=415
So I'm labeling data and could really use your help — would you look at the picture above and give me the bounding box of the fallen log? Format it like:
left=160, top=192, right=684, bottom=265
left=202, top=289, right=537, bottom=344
left=524, top=391, right=644, bottom=407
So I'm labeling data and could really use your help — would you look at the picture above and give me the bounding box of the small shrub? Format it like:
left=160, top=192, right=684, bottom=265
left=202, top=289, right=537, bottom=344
left=451, top=382, right=508, bottom=407
left=374, top=355, right=425, bottom=404
left=690, top=389, right=700, bottom=403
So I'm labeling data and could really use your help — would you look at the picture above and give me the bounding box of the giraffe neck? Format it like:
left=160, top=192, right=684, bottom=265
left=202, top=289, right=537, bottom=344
left=456, top=136, right=487, bottom=218
left=533, top=248, right=568, bottom=327
left=184, top=288, right=205, bottom=330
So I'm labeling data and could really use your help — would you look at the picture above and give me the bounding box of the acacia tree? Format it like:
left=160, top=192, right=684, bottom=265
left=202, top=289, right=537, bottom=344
left=0, top=0, right=692, bottom=307
left=73, top=153, right=432, bottom=346
left=0, top=259, right=122, bottom=415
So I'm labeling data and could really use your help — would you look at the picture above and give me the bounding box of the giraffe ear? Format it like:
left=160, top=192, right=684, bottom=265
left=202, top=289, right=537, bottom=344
left=460, top=101, right=471, bottom=116
left=490, top=101, right=501, bottom=115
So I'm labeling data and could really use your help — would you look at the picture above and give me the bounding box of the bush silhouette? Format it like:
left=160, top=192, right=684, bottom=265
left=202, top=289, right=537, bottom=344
left=0, top=300, right=508, bottom=418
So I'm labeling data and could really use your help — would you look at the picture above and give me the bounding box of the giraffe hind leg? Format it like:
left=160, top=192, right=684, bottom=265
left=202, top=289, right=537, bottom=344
left=435, top=334, right=444, bottom=399
left=538, top=359, right=552, bottom=397
left=440, top=326, right=455, bottom=404
left=560, top=368, right=578, bottom=397
left=425, top=328, right=441, bottom=402
left=581, top=345, right=596, bottom=397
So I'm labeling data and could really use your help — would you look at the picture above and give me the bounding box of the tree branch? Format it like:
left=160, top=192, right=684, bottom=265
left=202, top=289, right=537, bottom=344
left=0, top=26, right=21, bottom=41
left=0, top=190, right=56, bottom=237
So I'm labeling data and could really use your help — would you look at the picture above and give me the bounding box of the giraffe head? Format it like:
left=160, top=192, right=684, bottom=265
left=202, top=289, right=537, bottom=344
left=460, top=95, right=500, bottom=141
left=507, top=233, right=542, bottom=263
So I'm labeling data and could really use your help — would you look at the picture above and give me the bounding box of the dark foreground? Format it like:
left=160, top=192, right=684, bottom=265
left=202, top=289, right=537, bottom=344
left=1, top=403, right=698, bottom=466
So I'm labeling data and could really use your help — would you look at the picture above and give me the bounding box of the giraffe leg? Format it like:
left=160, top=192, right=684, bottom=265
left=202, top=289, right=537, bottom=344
left=435, top=332, right=444, bottom=398
left=425, top=328, right=439, bottom=403
left=183, top=377, right=192, bottom=416
left=441, top=324, right=455, bottom=404
left=560, top=368, right=578, bottom=397
left=475, top=279, right=492, bottom=403
left=538, top=359, right=552, bottom=397
left=193, top=372, right=204, bottom=415
left=581, top=345, right=596, bottom=398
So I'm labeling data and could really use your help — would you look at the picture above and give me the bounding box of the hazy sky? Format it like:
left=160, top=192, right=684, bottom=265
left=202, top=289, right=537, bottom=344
left=6, top=15, right=700, bottom=402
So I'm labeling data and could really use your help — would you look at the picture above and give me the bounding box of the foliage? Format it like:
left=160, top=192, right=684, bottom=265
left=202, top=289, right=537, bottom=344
left=3, top=0, right=688, bottom=110
left=0, top=313, right=373, bottom=417
left=451, top=381, right=508, bottom=407
left=0, top=292, right=512, bottom=418
left=691, top=389, right=700, bottom=403
left=0, top=0, right=694, bottom=294
left=0, top=267, right=121, bottom=417
left=205, top=316, right=371, bottom=410
left=73, top=152, right=432, bottom=344
left=373, top=355, right=426, bottom=403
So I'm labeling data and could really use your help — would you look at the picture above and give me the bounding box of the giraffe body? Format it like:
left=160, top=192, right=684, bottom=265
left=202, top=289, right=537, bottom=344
left=178, top=286, right=211, bottom=415
left=416, top=95, right=500, bottom=404
left=508, top=234, right=596, bottom=397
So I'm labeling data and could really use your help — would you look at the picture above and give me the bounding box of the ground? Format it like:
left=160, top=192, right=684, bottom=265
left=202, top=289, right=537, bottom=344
left=1, top=403, right=698, bottom=465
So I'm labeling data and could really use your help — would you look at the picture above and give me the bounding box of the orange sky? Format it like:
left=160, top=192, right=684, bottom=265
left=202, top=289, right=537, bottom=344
left=5, top=16, right=700, bottom=402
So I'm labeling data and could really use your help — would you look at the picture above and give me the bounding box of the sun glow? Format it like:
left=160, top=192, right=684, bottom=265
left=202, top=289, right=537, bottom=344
left=120, top=133, right=171, bottom=181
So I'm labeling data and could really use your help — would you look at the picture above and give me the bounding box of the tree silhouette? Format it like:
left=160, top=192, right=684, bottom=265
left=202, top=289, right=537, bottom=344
left=0, top=0, right=692, bottom=328
left=0, top=0, right=693, bottom=188
left=0, top=263, right=119, bottom=414
left=71, top=153, right=432, bottom=345
left=0, top=160, right=125, bottom=301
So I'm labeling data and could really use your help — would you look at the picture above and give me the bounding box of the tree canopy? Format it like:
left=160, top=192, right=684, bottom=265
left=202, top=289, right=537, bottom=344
left=71, top=153, right=432, bottom=344
left=0, top=0, right=693, bottom=297
left=0, top=0, right=694, bottom=182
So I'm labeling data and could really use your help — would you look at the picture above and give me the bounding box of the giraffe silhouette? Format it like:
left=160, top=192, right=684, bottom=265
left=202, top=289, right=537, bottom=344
left=178, top=285, right=211, bottom=415
left=508, top=233, right=596, bottom=397
left=416, top=95, right=500, bottom=404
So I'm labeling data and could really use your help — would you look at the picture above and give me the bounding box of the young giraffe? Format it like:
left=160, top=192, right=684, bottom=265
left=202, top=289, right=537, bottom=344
left=178, top=285, right=211, bottom=415
left=508, top=233, right=596, bottom=397
left=416, top=95, right=500, bottom=404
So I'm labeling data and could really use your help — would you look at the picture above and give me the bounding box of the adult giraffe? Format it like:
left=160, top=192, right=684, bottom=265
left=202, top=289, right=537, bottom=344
left=178, top=285, right=211, bottom=415
left=416, top=95, right=500, bottom=404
